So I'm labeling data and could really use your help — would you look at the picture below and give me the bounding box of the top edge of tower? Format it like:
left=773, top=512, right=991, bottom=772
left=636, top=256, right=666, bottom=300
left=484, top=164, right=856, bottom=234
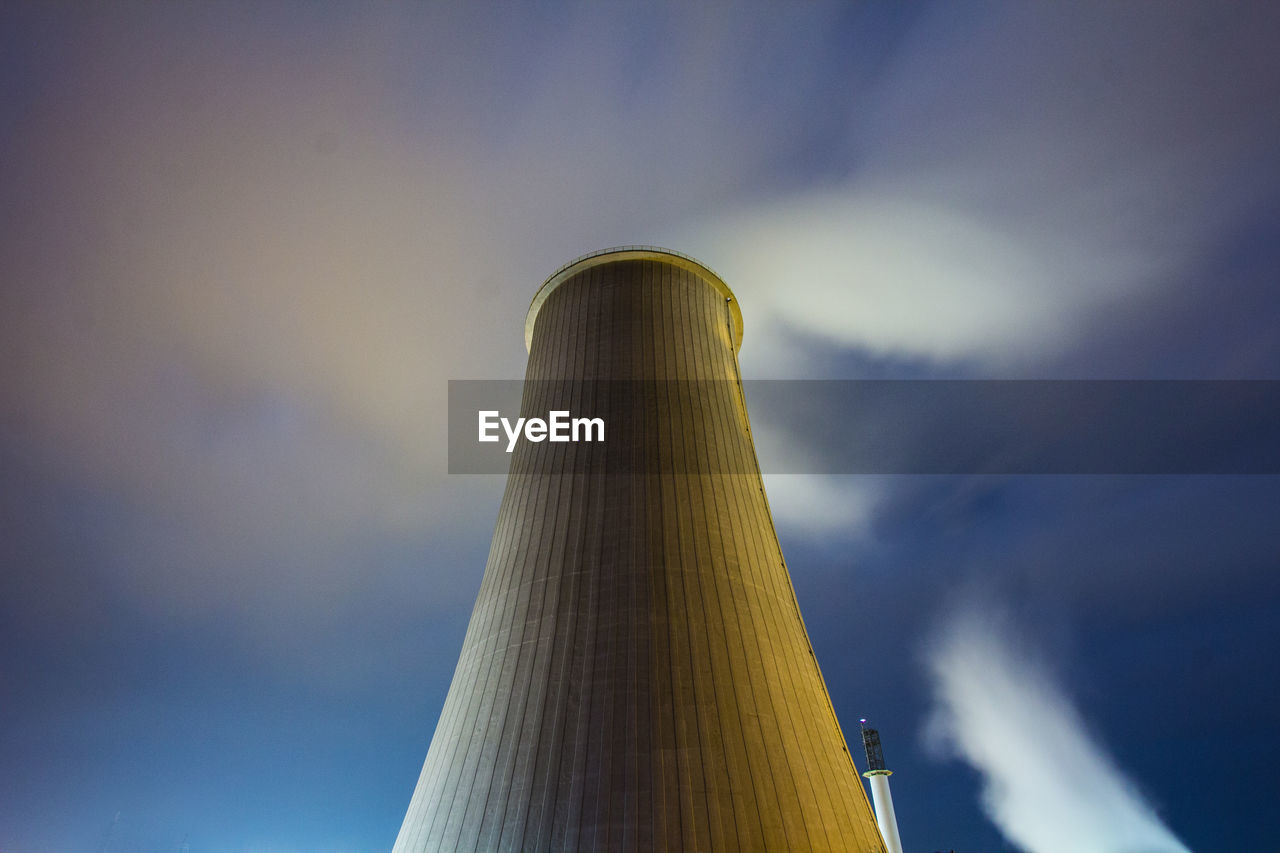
left=524, top=246, right=744, bottom=352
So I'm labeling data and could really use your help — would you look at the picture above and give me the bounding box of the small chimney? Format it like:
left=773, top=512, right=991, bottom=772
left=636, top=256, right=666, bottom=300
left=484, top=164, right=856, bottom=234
left=860, top=720, right=905, bottom=853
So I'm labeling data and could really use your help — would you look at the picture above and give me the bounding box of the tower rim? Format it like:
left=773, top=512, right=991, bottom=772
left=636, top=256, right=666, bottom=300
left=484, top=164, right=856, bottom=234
left=525, top=246, right=744, bottom=352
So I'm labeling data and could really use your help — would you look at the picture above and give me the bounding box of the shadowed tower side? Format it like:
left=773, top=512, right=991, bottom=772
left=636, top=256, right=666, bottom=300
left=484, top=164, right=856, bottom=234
left=395, top=247, right=886, bottom=851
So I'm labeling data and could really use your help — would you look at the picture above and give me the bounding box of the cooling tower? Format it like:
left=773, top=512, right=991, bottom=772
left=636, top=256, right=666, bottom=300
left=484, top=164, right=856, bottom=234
left=395, top=247, right=885, bottom=851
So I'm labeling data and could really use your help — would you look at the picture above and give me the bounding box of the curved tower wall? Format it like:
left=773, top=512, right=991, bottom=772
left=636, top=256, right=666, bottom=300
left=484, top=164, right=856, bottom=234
left=395, top=249, right=885, bottom=852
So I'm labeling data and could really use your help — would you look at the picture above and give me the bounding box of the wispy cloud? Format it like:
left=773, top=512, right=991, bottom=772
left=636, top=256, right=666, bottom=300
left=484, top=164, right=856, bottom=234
left=924, top=606, right=1191, bottom=853
left=687, top=3, right=1280, bottom=374
left=4, top=0, right=1276, bottom=675
left=0, top=4, right=849, bottom=654
left=761, top=474, right=880, bottom=535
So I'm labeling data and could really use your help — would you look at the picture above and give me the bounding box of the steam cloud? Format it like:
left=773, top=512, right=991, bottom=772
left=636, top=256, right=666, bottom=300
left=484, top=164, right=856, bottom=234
left=924, top=609, right=1192, bottom=853
left=686, top=3, right=1280, bottom=377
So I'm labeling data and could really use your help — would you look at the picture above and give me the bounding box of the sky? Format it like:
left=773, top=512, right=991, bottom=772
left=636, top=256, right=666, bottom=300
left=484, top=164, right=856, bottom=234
left=2, top=2, right=1278, bottom=851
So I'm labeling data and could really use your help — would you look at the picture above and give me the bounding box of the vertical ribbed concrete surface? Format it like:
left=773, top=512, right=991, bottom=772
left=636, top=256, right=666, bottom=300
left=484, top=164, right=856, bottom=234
left=395, top=250, right=885, bottom=852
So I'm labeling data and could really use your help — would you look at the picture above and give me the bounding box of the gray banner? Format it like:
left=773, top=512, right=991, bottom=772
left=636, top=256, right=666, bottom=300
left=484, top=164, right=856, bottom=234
left=448, top=380, right=1280, bottom=475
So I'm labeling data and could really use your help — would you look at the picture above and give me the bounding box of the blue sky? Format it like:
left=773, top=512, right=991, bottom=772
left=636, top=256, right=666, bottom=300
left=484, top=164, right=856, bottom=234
left=2, top=2, right=1278, bottom=851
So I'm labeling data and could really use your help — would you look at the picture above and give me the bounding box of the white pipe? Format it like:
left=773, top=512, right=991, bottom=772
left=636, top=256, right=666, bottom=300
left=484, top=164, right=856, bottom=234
left=867, top=772, right=904, bottom=853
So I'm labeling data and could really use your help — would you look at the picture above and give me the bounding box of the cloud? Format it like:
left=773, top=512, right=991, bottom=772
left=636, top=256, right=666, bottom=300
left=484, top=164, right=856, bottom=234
left=0, top=3, right=868, bottom=681
left=923, top=606, right=1191, bottom=853
left=684, top=3, right=1280, bottom=374
left=761, top=473, right=880, bottom=536
left=4, top=1, right=1278, bottom=670
left=0, top=2, right=887, bottom=654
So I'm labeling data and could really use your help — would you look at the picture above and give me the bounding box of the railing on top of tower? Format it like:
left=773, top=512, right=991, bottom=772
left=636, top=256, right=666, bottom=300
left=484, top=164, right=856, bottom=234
left=539, top=245, right=727, bottom=289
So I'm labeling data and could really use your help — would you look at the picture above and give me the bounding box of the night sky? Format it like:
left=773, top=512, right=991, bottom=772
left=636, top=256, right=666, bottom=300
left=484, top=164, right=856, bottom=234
left=3, top=3, right=1278, bottom=852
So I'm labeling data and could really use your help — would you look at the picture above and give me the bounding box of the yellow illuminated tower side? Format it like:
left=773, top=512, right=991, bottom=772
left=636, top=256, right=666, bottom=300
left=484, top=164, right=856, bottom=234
left=395, top=247, right=886, bottom=851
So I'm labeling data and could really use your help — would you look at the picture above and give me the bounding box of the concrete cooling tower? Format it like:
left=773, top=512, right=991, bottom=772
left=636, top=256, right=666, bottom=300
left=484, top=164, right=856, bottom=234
left=394, top=247, right=886, bottom=852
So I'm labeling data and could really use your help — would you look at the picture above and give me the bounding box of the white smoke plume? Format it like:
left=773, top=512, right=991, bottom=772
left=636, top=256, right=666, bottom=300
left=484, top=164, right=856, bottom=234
left=685, top=3, right=1280, bottom=378
left=924, top=608, right=1192, bottom=853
